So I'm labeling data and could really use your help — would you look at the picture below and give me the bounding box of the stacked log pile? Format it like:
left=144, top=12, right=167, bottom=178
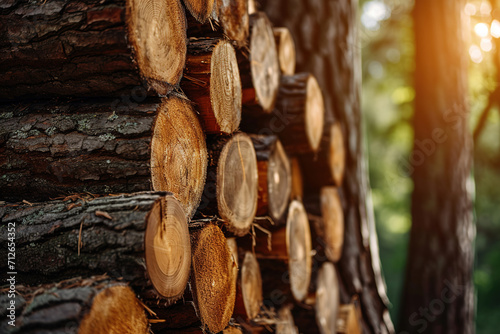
left=0, top=0, right=387, bottom=333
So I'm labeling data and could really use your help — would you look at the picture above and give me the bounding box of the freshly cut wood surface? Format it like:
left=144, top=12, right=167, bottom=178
left=183, top=38, right=241, bottom=134
left=199, top=133, right=258, bottom=236
left=234, top=252, right=263, bottom=320
left=250, top=135, right=292, bottom=222
left=315, top=262, right=340, bottom=334
left=320, top=187, right=344, bottom=262
left=151, top=96, right=208, bottom=218
left=183, top=0, right=215, bottom=22
left=274, top=27, right=296, bottom=75
left=329, top=123, right=346, bottom=186
left=216, top=0, right=249, bottom=45
left=0, top=193, right=191, bottom=305
left=0, top=275, right=148, bottom=334
left=0, top=0, right=186, bottom=99
left=190, top=224, right=237, bottom=332
left=276, top=305, right=299, bottom=334
left=239, top=12, right=280, bottom=112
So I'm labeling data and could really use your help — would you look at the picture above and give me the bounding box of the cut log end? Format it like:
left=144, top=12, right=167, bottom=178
left=315, top=262, right=339, bottom=334
left=211, top=40, right=242, bottom=134
left=217, top=133, right=258, bottom=236
left=191, top=224, right=237, bottom=333
left=274, top=27, right=296, bottom=75
left=151, top=97, right=208, bottom=218
left=217, top=0, right=249, bottom=45
left=320, top=187, right=344, bottom=262
left=250, top=12, right=280, bottom=112
left=267, top=139, right=292, bottom=221
left=145, top=195, right=191, bottom=304
left=241, top=252, right=263, bottom=319
left=290, top=158, right=304, bottom=201
left=127, top=0, right=187, bottom=93
left=305, top=75, right=325, bottom=152
left=276, top=305, right=299, bottom=334
left=329, top=123, right=346, bottom=186
left=184, top=0, right=215, bottom=22
left=287, top=200, right=313, bottom=302
left=79, top=285, right=149, bottom=334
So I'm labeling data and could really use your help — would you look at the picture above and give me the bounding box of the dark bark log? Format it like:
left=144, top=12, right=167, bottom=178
left=0, top=97, right=208, bottom=218
left=0, top=0, right=187, bottom=100
left=182, top=38, right=242, bottom=134
left=258, top=0, right=394, bottom=332
left=0, top=275, right=149, bottom=334
left=241, top=73, right=325, bottom=155
left=399, top=0, right=475, bottom=332
left=0, top=192, right=192, bottom=305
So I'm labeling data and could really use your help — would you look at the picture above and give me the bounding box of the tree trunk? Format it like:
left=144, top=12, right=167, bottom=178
left=0, top=97, right=208, bottom=219
left=0, top=192, right=192, bottom=305
left=258, top=0, right=395, bottom=332
left=0, top=275, right=149, bottom=334
left=399, top=0, right=475, bottom=332
left=197, top=133, right=258, bottom=236
left=249, top=134, right=292, bottom=222
left=0, top=0, right=187, bottom=99
left=182, top=38, right=242, bottom=135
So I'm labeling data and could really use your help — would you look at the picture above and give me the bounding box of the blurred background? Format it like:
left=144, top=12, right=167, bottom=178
left=360, top=0, right=500, bottom=332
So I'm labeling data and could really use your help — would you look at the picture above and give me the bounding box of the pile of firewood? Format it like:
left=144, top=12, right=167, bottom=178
left=0, top=0, right=362, bottom=333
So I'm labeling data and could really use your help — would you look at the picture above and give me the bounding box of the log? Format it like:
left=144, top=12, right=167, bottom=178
left=0, top=0, right=186, bottom=99
left=0, top=275, right=148, bottom=334
left=290, top=158, right=304, bottom=201
left=183, top=0, right=215, bottom=23
left=276, top=305, right=299, bottom=334
left=248, top=0, right=257, bottom=14
left=273, top=27, right=296, bottom=75
left=315, top=262, right=340, bottom=334
left=0, top=192, right=192, bottom=305
left=0, top=97, right=208, bottom=219
left=253, top=200, right=312, bottom=303
left=190, top=224, right=237, bottom=333
left=241, top=73, right=325, bottom=154
left=216, top=0, right=249, bottom=46
left=250, top=135, right=291, bottom=222
left=198, top=133, right=258, bottom=236
left=182, top=38, right=242, bottom=134
left=238, top=12, right=280, bottom=113
left=336, top=302, right=362, bottom=334
left=233, top=252, right=263, bottom=321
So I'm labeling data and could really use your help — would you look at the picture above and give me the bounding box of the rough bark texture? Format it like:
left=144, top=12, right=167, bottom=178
left=0, top=192, right=190, bottom=305
left=0, top=275, right=149, bottom=334
left=258, top=0, right=394, bottom=332
left=0, top=99, right=159, bottom=201
left=399, top=0, right=475, bottom=332
left=0, top=0, right=187, bottom=99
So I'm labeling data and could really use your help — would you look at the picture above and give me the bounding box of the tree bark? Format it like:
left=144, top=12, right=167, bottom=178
left=0, top=0, right=187, bottom=99
left=258, top=0, right=394, bottom=332
left=399, top=0, right=475, bottom=332
left=182, top=38, right=242, bottom=135
left=0, top=275, right=149, bottom=334
left=0, top=192, right=192, bottom=305
left=0, top=97, right=208, bottom=219
left=249, top=134, right=292, bottom=222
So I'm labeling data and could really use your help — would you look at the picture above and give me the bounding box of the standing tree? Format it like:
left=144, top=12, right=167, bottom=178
left=399, top=0, right=476, bottom=333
